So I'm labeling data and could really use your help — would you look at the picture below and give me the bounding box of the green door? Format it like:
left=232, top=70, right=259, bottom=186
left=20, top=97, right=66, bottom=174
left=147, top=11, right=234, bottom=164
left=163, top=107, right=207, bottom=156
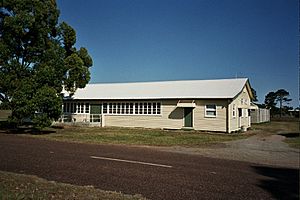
left=184, top=108, right=193, bottom=127
left=90, top=104, right=101, bottom=123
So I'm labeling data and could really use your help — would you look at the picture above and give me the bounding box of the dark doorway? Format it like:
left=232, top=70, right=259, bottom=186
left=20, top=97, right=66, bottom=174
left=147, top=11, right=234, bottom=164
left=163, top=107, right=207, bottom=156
left=184, top=108, right=193, bottom=127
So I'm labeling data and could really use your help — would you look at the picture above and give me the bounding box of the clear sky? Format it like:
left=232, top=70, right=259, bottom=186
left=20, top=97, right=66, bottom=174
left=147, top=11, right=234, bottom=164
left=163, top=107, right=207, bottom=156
left=57, top=0, right=298, bottom=107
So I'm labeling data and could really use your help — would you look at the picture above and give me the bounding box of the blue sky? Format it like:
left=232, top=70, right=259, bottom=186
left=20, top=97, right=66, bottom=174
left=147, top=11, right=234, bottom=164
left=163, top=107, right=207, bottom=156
left=57, top=0, right=298, bottom=107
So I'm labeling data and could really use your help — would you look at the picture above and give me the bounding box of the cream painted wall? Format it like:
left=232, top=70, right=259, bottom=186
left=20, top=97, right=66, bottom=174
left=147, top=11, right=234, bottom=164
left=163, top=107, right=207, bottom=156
left=63, top=87, right=253, bottom=133
left=104, top=100, right=183, bottom=129
left=229, top=86, right=252, bottom=132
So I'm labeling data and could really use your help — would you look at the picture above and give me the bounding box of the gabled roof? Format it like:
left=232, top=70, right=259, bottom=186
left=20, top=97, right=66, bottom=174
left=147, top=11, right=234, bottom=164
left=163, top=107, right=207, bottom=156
left=65, top=78, right=251, bottom=100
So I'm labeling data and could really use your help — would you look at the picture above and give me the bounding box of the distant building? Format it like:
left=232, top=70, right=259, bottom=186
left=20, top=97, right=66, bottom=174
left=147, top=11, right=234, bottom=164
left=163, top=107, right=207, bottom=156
left=59, top=78, right=256, bottom=133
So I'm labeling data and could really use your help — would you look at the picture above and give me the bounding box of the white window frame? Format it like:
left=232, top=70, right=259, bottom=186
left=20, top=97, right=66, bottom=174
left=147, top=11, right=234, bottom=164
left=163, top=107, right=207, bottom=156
left=100, top=101, right=162, bottom=116
left=205, top=104, right=217, bottom=118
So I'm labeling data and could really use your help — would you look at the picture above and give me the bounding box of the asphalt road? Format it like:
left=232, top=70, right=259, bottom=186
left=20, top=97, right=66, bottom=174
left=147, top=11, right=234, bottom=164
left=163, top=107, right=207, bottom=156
left=0, top=134, right=299, bottom=200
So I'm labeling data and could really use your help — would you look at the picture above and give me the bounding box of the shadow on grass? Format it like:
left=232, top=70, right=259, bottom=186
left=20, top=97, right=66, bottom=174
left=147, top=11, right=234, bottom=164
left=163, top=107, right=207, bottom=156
left=252, top=166, right=299, bottom=200
left=0, top=122, right=64, bottom=135
left=4, top=128, right=56, bottom=135
left=278, top=132, right=300, bottom=138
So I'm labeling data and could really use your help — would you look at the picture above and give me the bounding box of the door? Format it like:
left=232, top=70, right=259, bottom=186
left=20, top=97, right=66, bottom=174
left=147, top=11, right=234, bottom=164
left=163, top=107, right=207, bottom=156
left=90, top=104, right=101, bottom=123
left=184, top=108, right=193, bottom=128
left=238, top=108, right=242, bottom=128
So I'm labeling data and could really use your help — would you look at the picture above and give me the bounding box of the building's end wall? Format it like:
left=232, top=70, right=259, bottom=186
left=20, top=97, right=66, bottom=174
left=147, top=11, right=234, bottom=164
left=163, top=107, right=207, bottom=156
left=229, top=86, right=252, bottom=132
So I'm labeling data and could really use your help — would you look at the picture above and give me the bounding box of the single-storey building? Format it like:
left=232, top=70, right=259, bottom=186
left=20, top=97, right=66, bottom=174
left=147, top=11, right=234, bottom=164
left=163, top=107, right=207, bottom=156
left=60, top=78, right=256, bottom=133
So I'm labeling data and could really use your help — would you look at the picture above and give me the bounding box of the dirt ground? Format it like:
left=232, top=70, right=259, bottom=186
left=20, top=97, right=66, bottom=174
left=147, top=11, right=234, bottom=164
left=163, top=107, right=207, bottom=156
left=157, top=122, right=300, bottom=168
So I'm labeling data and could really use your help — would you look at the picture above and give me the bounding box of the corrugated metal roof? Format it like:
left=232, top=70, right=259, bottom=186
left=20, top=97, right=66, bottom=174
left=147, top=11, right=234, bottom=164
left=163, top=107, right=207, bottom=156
left=64, top=78, right=249, bottom=100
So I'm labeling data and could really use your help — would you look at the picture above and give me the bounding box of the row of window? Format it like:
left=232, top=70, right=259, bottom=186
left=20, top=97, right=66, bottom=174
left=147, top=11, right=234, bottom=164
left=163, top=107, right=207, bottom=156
left=63, top=102, right=161, bottom=115
left=63, top=102, right=249, bottom=118
left=232, top=105, right=250, bottom=118
left=63, top=102, right=89, bottom=114
left=206, top=104, right=250, bottom=118
left=103, top=102, right=161, bottom=115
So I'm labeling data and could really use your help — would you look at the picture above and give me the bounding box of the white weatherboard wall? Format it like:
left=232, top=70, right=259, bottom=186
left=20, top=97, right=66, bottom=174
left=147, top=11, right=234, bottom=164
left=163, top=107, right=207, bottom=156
left=194, top=100, right=227, bottom=132
left=61, top=78, right=254, bottom=132
left=229, top=86, right=252, bottom=132
left=104, top=99, right=229, bottom=132
left=104, top=100, right=183, bottom=129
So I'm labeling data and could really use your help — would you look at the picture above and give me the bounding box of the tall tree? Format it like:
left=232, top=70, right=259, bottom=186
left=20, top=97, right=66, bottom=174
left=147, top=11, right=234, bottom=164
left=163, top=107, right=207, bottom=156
left=251, top=87, right=258, bottom=102
left=264, top=92, right=277, bottom=109
left=0, top=0, right=92, bottom=128
left=275, top=89, right=291, bottom=117
left=264, top=89, right=292, bottom=117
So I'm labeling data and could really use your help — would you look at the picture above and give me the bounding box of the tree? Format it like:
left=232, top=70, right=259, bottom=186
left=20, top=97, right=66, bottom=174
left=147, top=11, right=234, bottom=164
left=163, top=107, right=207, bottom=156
left=264, top=92, right=277, bottom=109
left=264, top=89, right=292, bottom=117
left=251, top=87, right=258, bottom=102
left=275, top=89, right=291, bottom=117
left=264, top=91, right=278, bottom=117
left=0, top=0, right=92, bottom=128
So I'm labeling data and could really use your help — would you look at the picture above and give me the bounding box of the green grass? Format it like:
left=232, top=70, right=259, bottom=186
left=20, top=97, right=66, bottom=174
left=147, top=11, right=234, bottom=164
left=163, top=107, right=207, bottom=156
left=26, top=126, right=248, bottom=147
left=279, top=132, right=300, bottom=149
left=0, top=171, right=145, bottom=200
left=285, top=137, right=300, bottom=149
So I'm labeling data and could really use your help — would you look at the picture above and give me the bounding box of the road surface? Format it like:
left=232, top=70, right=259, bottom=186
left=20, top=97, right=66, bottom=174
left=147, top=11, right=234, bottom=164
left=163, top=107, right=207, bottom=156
left=0, top=134, right=298, bottom=200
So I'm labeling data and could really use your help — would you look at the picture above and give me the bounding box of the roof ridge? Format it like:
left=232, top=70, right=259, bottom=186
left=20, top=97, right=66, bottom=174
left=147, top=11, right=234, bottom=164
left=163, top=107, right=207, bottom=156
left=87, top=78, right=248, bottom=85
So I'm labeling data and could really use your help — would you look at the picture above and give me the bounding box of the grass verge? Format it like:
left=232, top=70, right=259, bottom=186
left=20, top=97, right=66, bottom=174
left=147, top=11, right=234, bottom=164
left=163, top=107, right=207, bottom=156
left=279, top=132, right=300, bottom=149
left=284, top=137, right=300, bottom=149
left=25, top=126, right=248, bottom=147
left=0, top=171, right=145, bottom=200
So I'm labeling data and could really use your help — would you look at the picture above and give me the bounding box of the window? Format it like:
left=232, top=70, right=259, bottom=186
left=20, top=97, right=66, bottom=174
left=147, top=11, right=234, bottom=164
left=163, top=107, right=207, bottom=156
left=232, top=104, right=236, bottom=118
left=143, top=103, right=147, bottom=114
left=205, top=104, right=216, bottom=117
left=135, top=103, right=139, bottom=114
left=157, top=103, right=161, bottom=114
left=73, top=103, right=77, bottom=113
left=139, top=103, right=143, bottom=114
left=109, top=103, right=112, bottom=114
left=241, top=98, right=244, bottom=105
left=121, top=103, right=125, bottom=114
left=125, top=103, right=129, bottom=114
left=77, top=103, right=80, bottom=113
left=153, top=103, right=157, bottom=114
left=100, top=101, right=161, bottom=115
left=129, top=103, right=134, bottom=114
left=80, top=103, right=84, bottom=113
left=85, top=103, right=90, bottom=113
left=148, top=103, right=152, bottom=114
left=63, top=103, right=67, bottom=113
left=117, top=103, right=121, bottom=114
left=113, top=103, right=117, bottom=114
left=66, top=103, right=70, bottom=113
left=103, top=103, right=107, bottom=113
left=69, top=103, right=73, bottom=113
